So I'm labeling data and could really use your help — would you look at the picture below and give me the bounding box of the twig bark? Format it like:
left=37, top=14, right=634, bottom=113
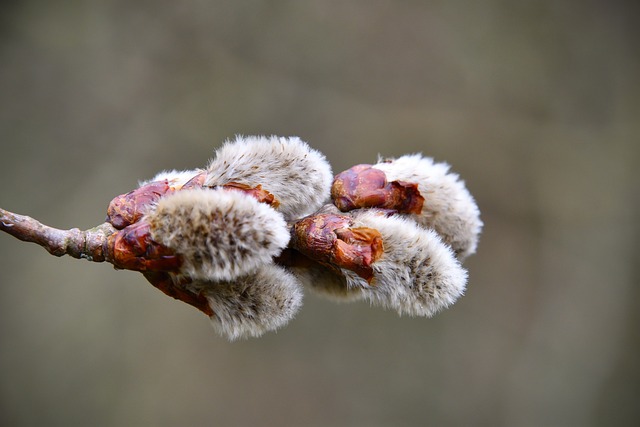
left=0, top=207, right=114, bottom=261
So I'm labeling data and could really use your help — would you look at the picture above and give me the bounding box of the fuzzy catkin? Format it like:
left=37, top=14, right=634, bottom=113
left=189, top=264, right=304, bottom=340
left=335, top=210, right=467, bottom=317
left=146, top=189, right=290, bottom=281
left=372, top=154, right=482, bottom=260
left=290, top=261, right=366, bottom=303
left=206, top=135, right=333, bottom=220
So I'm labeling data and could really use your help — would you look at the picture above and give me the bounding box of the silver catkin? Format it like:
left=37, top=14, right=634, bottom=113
left=146, top=188, right=290, bottom=281
left=291, top=262, right=366, bottom=303
left=206, top=135, right=333, bottom=220
left=189, top=264, right=304, bottom=340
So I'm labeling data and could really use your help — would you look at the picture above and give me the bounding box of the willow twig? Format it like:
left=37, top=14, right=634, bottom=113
left=0, top=207, right=115, bottom=262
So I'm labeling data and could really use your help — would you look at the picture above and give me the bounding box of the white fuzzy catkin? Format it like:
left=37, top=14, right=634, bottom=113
left=147, top=189, right=290, bottom=281
left=290, top=262, right=366, bottom=303
left=372, top=154, right=482, bottom=260
left=206, top=135, right=333, bottom=219
left=341, top=210, right=467, bottom=317
left=190, top=264, right=303, bottom=340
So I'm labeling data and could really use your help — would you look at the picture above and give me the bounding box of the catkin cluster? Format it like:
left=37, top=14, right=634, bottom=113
left=117, top=136, right=481, bottom=340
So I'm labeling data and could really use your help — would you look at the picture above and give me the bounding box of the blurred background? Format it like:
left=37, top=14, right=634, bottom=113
left=0, top=1, right=638, bottom=426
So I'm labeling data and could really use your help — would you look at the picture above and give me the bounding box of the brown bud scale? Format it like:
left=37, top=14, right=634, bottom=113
left=292, top=213, right=383, bottom=282
left=331, top=164, right=424, bottom=214
left=107, top=221, right=182, bottom=272
left=107, top=180, right=173, bottom=229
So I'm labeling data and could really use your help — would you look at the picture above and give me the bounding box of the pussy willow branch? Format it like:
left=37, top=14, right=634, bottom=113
left=0, top=207, right=115, bottom=262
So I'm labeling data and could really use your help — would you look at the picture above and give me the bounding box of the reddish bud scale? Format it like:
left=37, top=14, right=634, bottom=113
left=292, top=214, right=383, bottom=282
left=107, top=180, right=173, bottom=229
left=106, top=174, right=280, bottom=231
left=333, top=227, right=384, bottom=281
left=331, top=164, right=424, bottom=214
left=106, top=221, right=182, bottom=272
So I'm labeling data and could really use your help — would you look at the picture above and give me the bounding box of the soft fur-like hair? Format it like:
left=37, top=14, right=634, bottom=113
left=290, top=262, right=365, bottom=303
left=189, top=264, right=303, bottom=340
left=206, top=135, right=333, bottom=220
left=138, top=169, right=203, bottom=188
left=372, top=154, right=482, bottom=260
left=344, top=210, right=467, bottom=317
left=147, top=189, right=290, bottom=281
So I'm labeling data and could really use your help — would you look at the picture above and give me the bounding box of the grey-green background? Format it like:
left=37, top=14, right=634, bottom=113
left=1, top=1, right=638, bottom=426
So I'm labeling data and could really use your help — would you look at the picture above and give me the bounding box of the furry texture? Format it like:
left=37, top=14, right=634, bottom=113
left=189, top=264, right=303, bottom=340
left=138, top=169, right=203, bottom=188
left=290, top=262, right=365, bottom=303
left=343, top=210, right=467, bottom=317
left=206, top=135, right=333, bottom=219
left=372, top=154, right=482, bottom=260
left=147, top=189, right=290, bottom=281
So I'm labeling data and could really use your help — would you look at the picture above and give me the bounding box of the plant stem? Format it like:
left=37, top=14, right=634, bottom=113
left=0, top=207, right=115, bottom=262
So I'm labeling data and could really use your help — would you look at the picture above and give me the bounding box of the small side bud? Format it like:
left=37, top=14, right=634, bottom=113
left=332, top=164, right=424, bottom=213
left=191, top=264, right=304, bottom=340
left=107, top=169, right=205, bottom=229
left=146, top=189, right=290, bottom=281
left=107, top=180, right=173, bottom=229
left=206, top=135, right=333, bottom=219
left=292, top=213, right=383, bottom=282
left=106, top=221, right=182, bottom=272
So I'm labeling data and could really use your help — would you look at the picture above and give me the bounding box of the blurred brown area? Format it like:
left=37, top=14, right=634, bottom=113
left=0, top=1, right=638, bottom=426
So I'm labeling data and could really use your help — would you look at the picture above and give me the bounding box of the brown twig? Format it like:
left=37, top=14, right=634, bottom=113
left=0, top=207, right=115, bottom=262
